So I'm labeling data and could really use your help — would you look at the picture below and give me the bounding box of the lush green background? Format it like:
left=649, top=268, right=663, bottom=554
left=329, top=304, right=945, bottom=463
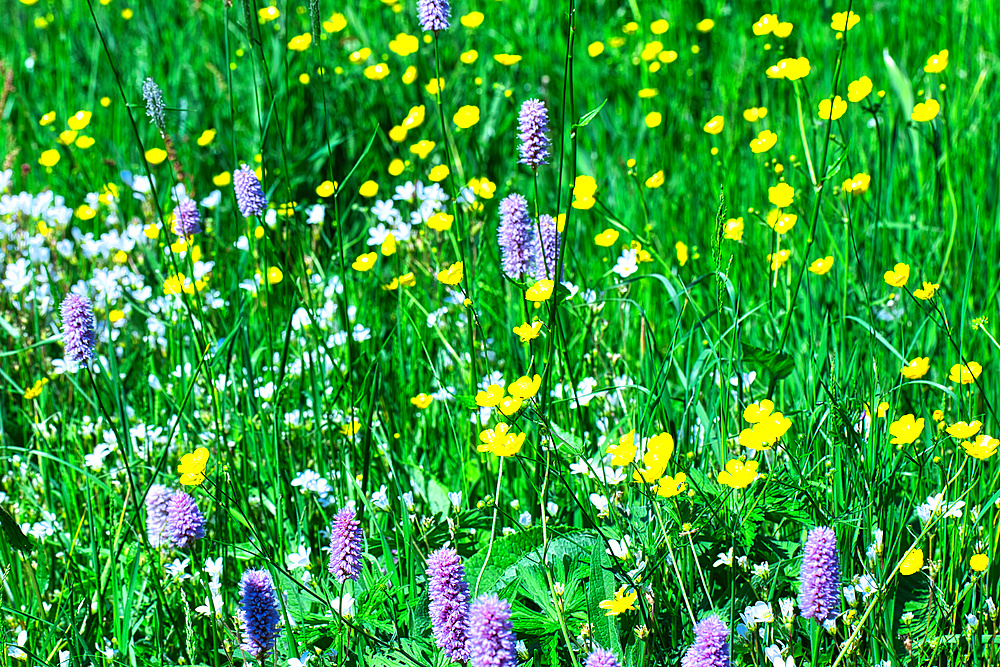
left=2, top=0, right=999, bottom=666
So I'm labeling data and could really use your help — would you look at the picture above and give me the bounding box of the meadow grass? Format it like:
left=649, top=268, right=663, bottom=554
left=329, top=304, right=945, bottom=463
left=1, top=1, right=999, bottom=666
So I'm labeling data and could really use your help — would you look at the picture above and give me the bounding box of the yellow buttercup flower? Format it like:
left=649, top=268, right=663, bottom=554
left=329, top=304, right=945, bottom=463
left=767, top=249, right=791, bottom=271
left=513, top=319, right=543, bottom=342
left=39, top=149, right=61, bottom=167
left=743, top=399, right=774, bottom=423
left=883, top=263, right=909, bottom=287
left=911, top=99, right=940, bottom=122
left=752, top=14, right=777, bottom=35
left=381, top=233, right=396, bottom=256
left=924, top=49, right=948, bottom=74
left=645, top=171, right=665, bottom=189
left=428, top=165, right=449, bottom=182
left=888, top=414, right=924, bottom=445
left=970, top=554, right=989, bottom=572
left=316, top=180, right=337, bottom=197
left=900, top=357, right=930, bottom=380
left=946, top=420, right=982, bottom=439
left=508, top=374, right=541, bottom=401
left=388, top=33, right=419, bottom=56
left=598, top=585, right=638, bottom=616
left=655, top=473, right=687, bottom=498
left=651, top=19, right=669, bottom=34
left=364, top=63, right=390, bottom=81
left=497, top=395, right=523, bottom=417
left=724, top=217, right=744, bottom=241
left=645, top=112, right=662, bottom=128
left=266, top=267, right=283, bottom=285
left=696, top=18, right=714, bottom=32
left=427, top=212, right=454, bottom=231
left=962, top=435, right=999, bottom=460
left=178, top=447, right=210, bottom=486
left=848, top=76, right=873, bottom=102
left=460, top=11, right=484, bottom=28
left=287, top=33, right=312, bottom=51
left=913, top=281, right=940, bottom=300
left=145, top=148, right=168, bottom=165
left=703, top=115, right=724, bottom=135
left=359, top=180, right=379, bottom=197
left=900, top=549, right=923, bottom=576
left=842, top=173, right=871, bottom=195
left=436, top=262, right=464, bottom=285
left=493, top=54, right=522, bottom=66
left=743, top=107, right=768, bottom=122
left=808, top=256, right=834, bottom=275
left=773, top=22, right=793, bottom=38
left=766, top=209, right=797, bottom=234
left=352, top=252, right=378, bottom=271
left=478, top=423, right=525, bottom=457
left=768, top=183, right=794, bottom=208
left=410, top=393, right=433, bottom=409
left=475, top=384, right=505, bottom=408
left=717, top=459, right=759, bottom=489
left=409, top=139, right=436, bottom=159
left=525, top=280, right=554, bottom=302
left=948, top=361, right=982, bottom=384
left=750, top=130, right=777, bottom=153
left=818, top=96, right=847, bottom=120
left=453, top=105, right=480, bottom=129
left=68, top=110, right=92, bottom=131
left=830, top=10, right=861, bottom=32
left=594, top=229, right=619, bottom=247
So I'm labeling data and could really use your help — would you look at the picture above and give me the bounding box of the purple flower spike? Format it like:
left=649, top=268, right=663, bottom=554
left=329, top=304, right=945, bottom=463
left=234, top=163, right=268, bottom=218
left=173, top=199, right=202, bottom=237
left=145, top=484, right=173, bottom=548
left=427, top=547, right=471, bottom=662
left=468, top=594, right=517, bottom=667
left=586, top=648, right=621, bottom=667
left=799, top=526, right=841, bottom=622
left=497, top=193, right=535, bottom=279
left=239, top=568, right=281, bottom=662
left=60, top=294, right=96, bottom=364
left=518, top=99, right=551, bottom=169
left=417, top=0, right=450, bottom=32
left=532, top=214, right=561, bottom=281
left=166, top=490, right=205, bottom=550
left=681, top=615, right=730, bottom=667
left=328, top=507, right=364, bottom=583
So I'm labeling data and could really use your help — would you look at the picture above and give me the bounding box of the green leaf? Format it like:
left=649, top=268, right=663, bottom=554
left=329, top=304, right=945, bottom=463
left=465, top=527, right=599, bottom=598
left=587, top=542, right=622, bottom=658
left=742, top=343, right=795, bottom=381
left=1, top=505, right=31, bottom=553
left=575, top=99, right=607, bottom=129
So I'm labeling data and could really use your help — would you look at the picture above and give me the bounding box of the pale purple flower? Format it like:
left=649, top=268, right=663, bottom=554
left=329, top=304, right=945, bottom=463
left=145, top=484, right=172, bottom=548
left=60, top=294, right=96, bottom=363
left=799, top=526, right=841, bottom=622
left=518, top=99, right=551, bottom=169
left=681, top=615, right=730, bottom=667
left=234, top=163, right=267, bottom=217
left=172, top=200, right=202, bottom=237
left=417, top=0, right=450, bottom=31
left=586, top=648, right=621, bottom=667
left=239, top=568, right=281, bottom=661
left=166, top=491, right=205, bottom=550
left=532, top=214, right=561, bottom=281
left=468, top=594, right=516, bottom=667
left=427, top=547, right=470, bottom=662
left=328, top=507, right=363, bottom=583
left=497, top=194, right=535, bottom=278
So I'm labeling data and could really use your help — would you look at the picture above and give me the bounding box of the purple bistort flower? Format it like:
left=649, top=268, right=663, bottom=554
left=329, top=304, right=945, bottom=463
left=427, top=547, right=470, bottom=662
left=145, top=484, right=173, bottom=548
left=497, top=193, right=535, bottom=279
left=468, top=594, right=517, bottom=667
left=166, top=490, right=205, bottom=550
left=239, top=568, right=281, bottom=661
left=234, top=163, right=268, bottom=218
left=328, top=507, right=363, bottom=583
left=586, top=648, right=621, bottom=667
left=172, top=199, right=202, bottom=237
left=417, top=0, right=450, bottom=31
left=518, top=99, right=551, bottom=169
left=532, top=213, right=561, bottom=281
left=799, top=526, right=841, bottom=622
left=60, top=294, right=96, bottom=363
left=681, top=615, right=730, bottom=667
